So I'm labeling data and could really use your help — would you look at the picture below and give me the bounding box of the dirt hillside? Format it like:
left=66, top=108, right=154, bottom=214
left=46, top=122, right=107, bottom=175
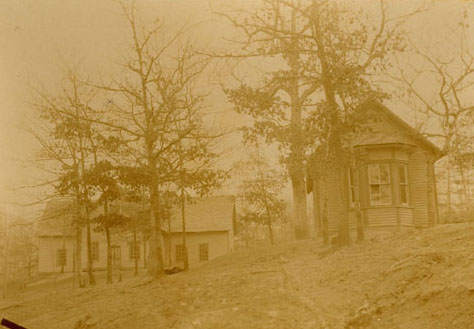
left=2, top=223, right=474, bottom=329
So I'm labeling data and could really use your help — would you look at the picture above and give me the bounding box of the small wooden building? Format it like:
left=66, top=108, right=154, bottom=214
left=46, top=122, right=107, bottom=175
left=36, top=195, right=236, bottom=273
left=307, top=101, right=443, bottom=235
left=36, top=198, right=147, bottom=274
left=36, top=198, right=76, bottom=273
left=163, top=195, right=236, bottom=268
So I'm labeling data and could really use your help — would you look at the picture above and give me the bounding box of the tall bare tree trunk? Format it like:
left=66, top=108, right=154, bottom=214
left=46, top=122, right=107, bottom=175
left=322, top=197, right=329, bottom=245
left=181, top=189, right=189, bottom=271
left=356, top=202, right=364, bottom=241
left=104, top=198, right=113, bottom=284
left=311, top=3, right=350, bottom=245
left=266, top=221, right=274, bottom=245
left=133, top=221, right=139, bottom=276
left=447, top=156, right=452, bottom=223
left=312, top=177, right=321, bottom=237
left=147, top=153, right=165, bottom=277
left=143, top=238, right=147, bottom=269
left=61, top=217, right=66, bottom=274
left=288, top=9, right=308, bottom=239
left=85, top=215, right=95, bottom=285
left=74, top=192, right=83, bottom=287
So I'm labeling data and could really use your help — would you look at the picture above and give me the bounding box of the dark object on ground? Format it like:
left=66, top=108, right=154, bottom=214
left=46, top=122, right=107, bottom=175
left=79, top=276, right=87, bottom=288
left=1, top=318, right=27, bottom=329
left=73, top=315, right=95, bottom=329
left=164, top=267, right=184, bottom=275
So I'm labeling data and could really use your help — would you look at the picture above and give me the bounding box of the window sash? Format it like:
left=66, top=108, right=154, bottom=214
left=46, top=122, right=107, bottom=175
left=91, top=242, right=99, bottom=261
left=199, top=243, right=208, bottom=262
left=369, top=163, right=390, bottom=184
left=175, top=244, right=184, bottom=262
left=129, top=242, right=140, bottom=260
left=369, top=164, right=391, bottom=205
left=348, top=168, right=359, bottom=206
left=399, top=164, right=409, bottom=205
left=57, top=248, right=67, bottom=266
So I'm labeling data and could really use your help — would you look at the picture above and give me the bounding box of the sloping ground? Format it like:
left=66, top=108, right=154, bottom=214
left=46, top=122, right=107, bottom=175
left=3, top=223, right=474, bottom=329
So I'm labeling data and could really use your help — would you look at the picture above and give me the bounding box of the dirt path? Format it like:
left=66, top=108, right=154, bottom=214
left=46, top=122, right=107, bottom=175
left=3, top=224, right=474, bottom=329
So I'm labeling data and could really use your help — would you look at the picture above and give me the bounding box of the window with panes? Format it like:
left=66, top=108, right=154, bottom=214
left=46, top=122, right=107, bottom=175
left=91, top=241, right=99, bottom=261
left=175, top=244, right=184, bottom=262
left=368, top=163, right=391, bottom=205
left=57, top=248, right=67, bottom=266
left=398, top=164, right=409, bottom=205
left=129, top=241, right=140, bottom=260
left=199, top=243, right=209, bottom=262
left=348, top=167, right=359, bottom=207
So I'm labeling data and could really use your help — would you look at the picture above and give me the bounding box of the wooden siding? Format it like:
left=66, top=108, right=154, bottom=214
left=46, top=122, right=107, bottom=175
left=309, top=101, right=442, bottom=233
left=38, top=236, right=75, bottom=273
left=319, top=167, right=341, bottom=233
left=39, top=231, right=148, bottom=273
left=409, top=148, right=430, bottom=227
left=80, top=229, right=147, bottom=271
left=427, top=157, right=439, bottom=225
left=399, top=207, right=414, bottom=226
left=319, top=146, right=416, bottom=232
left=163, top=231, right=231, bottom=268
left=364, top=207, right=398, bottom=227
left=352, top=110, right=416, bottom=148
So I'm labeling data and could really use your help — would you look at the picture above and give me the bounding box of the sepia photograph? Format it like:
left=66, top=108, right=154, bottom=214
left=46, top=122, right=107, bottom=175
left=0, top=0, right=474, bottom=328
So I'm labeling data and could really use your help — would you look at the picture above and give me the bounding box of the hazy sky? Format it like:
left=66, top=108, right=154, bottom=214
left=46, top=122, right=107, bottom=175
left=0, top=0, right=471, bottom=217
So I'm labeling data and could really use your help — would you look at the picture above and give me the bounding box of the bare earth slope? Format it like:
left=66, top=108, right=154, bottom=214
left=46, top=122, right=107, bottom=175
left=3, top=223, right=474, bottom=329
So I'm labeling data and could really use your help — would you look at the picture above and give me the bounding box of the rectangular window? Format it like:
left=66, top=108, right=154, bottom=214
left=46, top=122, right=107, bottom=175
left=129, top=241, right=140, bottom=260
left=368, top=163, right=391, bottom=205
left=91, top=242, right=99, bottom=262
left=199, top=243, right=209, bottom=262
left=56, top=248, right=67, bottom=267
left=399, top=164, right=409, bottom=205
left=348, top=167, right=359, bottom=207
left=175, top=244, right=184, bottom=262
left=112, top=246, right=121, bottom=266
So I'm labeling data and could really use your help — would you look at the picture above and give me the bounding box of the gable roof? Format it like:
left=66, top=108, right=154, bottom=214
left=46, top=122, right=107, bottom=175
left=37, top=195, right=236, bottom=237
left=36, top=198, right=75, bottom=237
left=164, top=195, right=235, bottom=233
left=353, top=100, right=442, bottom=157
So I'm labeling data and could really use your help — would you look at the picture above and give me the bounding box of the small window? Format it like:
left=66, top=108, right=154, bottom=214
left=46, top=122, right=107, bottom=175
left=129, top=241, right=140, bottom=260
left=199, top=243, right=208, bottom=262
left=112, top=245, right=121, bottom=266
left=175, top=244, right=184, bottom=262
left=348, top=167, right=359, bottom=207
left=91, top=242, right=99, bottom=262
left=399, top=164, right=409, bottom=205
left=369, top=163, right=391, bottom=205
left=57, top=248, right=67, bottom=267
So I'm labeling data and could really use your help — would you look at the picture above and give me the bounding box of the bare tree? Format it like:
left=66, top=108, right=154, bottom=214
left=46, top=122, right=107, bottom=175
left=88, top=1, right=212, bottom=277
left=31, top=67, right=102, bottom=286
left=222, top=0, right=418, bottom=244
left=390, top=11, right=474, bottom=221
left=236, top=145, right=288, bottom=245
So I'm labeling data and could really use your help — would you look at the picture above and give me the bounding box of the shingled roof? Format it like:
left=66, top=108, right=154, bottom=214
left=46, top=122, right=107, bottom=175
left=352, top=100, right=442, bottom=157
left=37, top=195, right=236, bottom=236
left=36, top=198, right=75, bottom=237
left=164, top=195, right=235, bottom=233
